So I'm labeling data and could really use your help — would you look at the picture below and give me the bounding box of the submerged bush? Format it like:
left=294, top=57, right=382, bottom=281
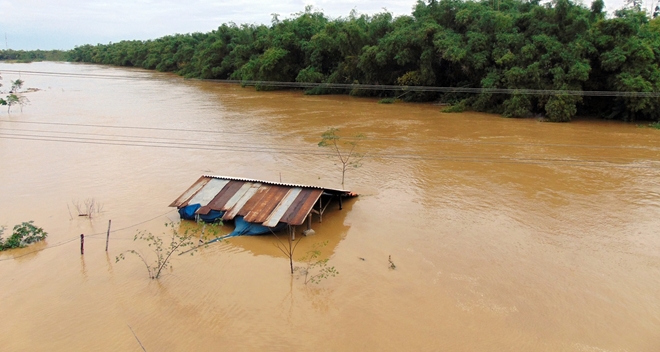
left=378, top=98, right=396, bottom=104
left=0, top=221, right=48, bottom=250
left=441, top=100, right=469, bottom=113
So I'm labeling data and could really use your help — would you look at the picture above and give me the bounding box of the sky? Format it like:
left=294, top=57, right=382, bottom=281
left=0, top=0, right=640, bottom=51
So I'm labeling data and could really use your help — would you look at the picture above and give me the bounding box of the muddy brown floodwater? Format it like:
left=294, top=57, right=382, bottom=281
left=0, top=62, right=659, bottom=351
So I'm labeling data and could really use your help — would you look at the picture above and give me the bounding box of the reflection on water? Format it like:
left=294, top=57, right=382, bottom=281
left=0, top=62, right=659, bottom=351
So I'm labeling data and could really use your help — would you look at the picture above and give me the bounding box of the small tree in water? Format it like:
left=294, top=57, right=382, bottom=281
left=300, top=241, right=338, bottom=284
left=273, top=227, right=302, bottom=274
left=0, top=76, right=29, bottom=113
left=11, top=79, right=24, bottom=92
left=273, top=232, right=338, bottom=284
left=116, top=222, right=215, bottom=279
left=318, top=128, right=365, bottom=189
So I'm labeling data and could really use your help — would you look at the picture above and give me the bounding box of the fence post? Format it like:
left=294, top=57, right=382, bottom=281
left=105, top=220, right=112, bottom=251
left=80, top=234, right=84, bottom=255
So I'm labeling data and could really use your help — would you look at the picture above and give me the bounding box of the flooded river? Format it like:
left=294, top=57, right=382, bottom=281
left=0, top=62, right=659, bottom=351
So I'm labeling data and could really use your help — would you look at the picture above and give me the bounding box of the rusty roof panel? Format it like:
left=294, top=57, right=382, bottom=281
left=281, top=189, right=323, bottom=226
left=223, top=182, right=256, bottom=211
left=263, top=188, right=303, bottom=227
left=223, top=183, right=262, bottom=221
left=242, top=186, right=289, bottom=223
left=171, top=176, right=356, bottom=227
left=196, top=205, right=212, bottom=215
left=187, top=178, right=230, bottom=207
left=206, top=180, right=244, bottom=211
left=278, top=189, right=313, bottom=225
left=169, top=176, right=210, bottom=207
left=236, top=185, right=271, bottom=217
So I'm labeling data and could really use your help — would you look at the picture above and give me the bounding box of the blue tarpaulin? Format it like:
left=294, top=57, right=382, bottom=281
left=178, top=204, right=202, bottom=220
left=179, top=204, right=225, bottom=223
left=207, top=216, right=287, bottom=243
left=178, top=204, right=286, bottom=242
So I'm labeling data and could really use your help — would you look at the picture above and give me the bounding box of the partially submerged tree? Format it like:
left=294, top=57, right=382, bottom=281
left=70, top=198, right=103, bottom=219
left=116, top=222, right=214, bottom=279
left=318, top=127, right=365, bottom=189
left=11, top=79, right=23, bottom=93
left=0, top=75, right=29, bottom=113
left=0, top=221, right=48, bottom=251
left=299, top=241, right=338, bottom=284
left=5, top=93, right=29, bottom=113
left=273, top=231, right=338, bottom=284
left=0, top=73, right=5, bottom=108
left=273, top=226, right=302, bottom=274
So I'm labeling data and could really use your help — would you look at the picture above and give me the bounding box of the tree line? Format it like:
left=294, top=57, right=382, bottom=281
left=23, top=0, right=660, bottom=122
left=0, top=49, right=67, bottom=62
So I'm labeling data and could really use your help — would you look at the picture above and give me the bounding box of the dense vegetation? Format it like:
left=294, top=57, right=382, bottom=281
left=57, top=1, right=660, bottom=121
left=0, top=49, right=67, bottom=62
left=0, top=221, right=48, bottom=251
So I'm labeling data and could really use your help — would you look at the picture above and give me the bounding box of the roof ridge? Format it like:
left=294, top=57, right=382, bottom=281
left=202, top=174, right=350, bottom=193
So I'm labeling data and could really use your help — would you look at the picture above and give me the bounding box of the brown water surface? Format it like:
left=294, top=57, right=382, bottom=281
left=1, top=62, right=659, bottom=351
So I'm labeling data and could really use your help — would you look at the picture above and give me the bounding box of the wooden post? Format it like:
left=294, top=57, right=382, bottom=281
left=287, top=227, right=294, bottom=274
left=319, top=197, right=323, bottom=223
left=307, top=213, right=312, bottom=230
left=80, top=234, right=84, bottom=255
left=339, top=195, right=343, bottom=210
left=291, top=225, right=295, bottom=241
left=105, top=219, right=112, bottom=251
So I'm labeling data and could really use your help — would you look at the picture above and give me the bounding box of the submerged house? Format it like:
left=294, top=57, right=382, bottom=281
left=170, top=175, right=357, bottom=238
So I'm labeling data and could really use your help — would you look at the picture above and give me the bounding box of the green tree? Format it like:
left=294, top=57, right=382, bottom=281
left=318, top=128, right=365, bottom=189
left=62, top=1, right=660, bottom=123
left=0, top=221, right=48, bottom=250
left=11, top=79, right=24, bottom=92
left=5, top=93, right=28, bottom=113
left=116, top=222, right=214, bottom=279
left=5, top=94, right=19, bottom=113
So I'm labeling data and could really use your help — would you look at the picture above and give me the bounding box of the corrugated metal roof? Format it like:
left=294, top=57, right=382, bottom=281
left=170, top=176, right=355, bottom=227
left=201, top=175, right=350, bottom=193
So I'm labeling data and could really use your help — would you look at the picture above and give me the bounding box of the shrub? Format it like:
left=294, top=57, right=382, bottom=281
left=0, top=221, right=48, bottom=250
left=441, top=100, right=468, bottom=113
left=299, top=241, right=338, bottom=284
left=378, top=98, right=396, bottom=104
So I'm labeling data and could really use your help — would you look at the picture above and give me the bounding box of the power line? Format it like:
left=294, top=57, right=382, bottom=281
left=0, top=118, right=298, bottom=139
left=6, top=126, right=654, bottom=167
left=1, top=126, right=299, bottom=150
left=0, top=209, right=176, bottom=262
left=0, top=119, right=656, bottom=151
left=0, top=132, right=333, bottom=157
left=2, top=69, right=660, bottom=97
left=0, top=127, right=654, bottom=164
left=0, top=72, right=657, bottom=168
left=1, top=133, right=657, bottom=169
left=0, top=131, right=327, bottom=155
left=0, top=237, right=79, bottom=262
left=0, top=69, right=164, bottom=81
left=85, top=209, right=177, bottom=238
